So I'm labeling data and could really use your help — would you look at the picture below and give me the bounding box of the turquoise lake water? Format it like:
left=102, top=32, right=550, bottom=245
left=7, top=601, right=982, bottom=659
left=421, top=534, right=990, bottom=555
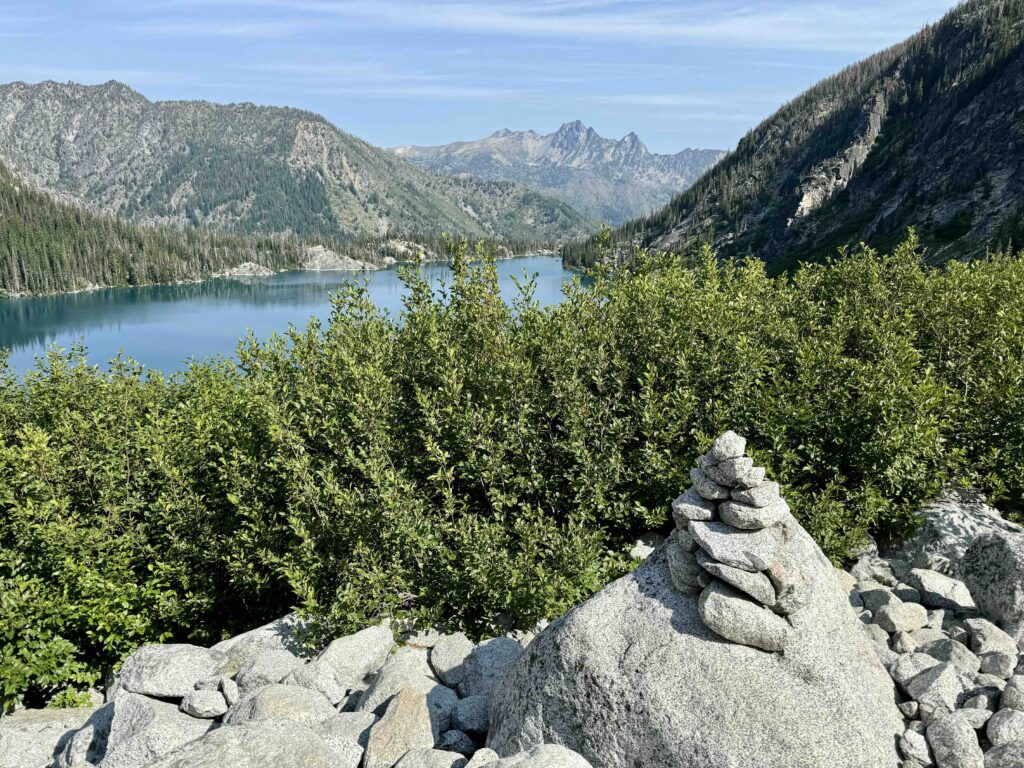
left=0, top=255, right=577, bottom=375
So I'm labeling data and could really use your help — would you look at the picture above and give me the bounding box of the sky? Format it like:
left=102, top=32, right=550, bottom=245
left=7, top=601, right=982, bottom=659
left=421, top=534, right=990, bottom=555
left=1, top=0, right=958, bottom=154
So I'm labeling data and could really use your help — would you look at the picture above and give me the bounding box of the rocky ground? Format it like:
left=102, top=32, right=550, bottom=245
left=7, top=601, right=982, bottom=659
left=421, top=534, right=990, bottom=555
left=3, top=432, right=1023, bottom=768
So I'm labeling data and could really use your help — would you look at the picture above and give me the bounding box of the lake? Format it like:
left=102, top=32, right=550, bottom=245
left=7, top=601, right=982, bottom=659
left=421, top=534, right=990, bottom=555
left=0, top=255, right=577, bottom=375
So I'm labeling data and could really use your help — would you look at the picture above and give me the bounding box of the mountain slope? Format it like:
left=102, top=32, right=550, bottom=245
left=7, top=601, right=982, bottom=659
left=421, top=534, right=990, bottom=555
left=0, top=158, right=306, bottom=296
left=394, top=121, right=724, bottom=225
left=565, top=0, right=1024, bottom=269
left=0, top=81, right=595, bottom=244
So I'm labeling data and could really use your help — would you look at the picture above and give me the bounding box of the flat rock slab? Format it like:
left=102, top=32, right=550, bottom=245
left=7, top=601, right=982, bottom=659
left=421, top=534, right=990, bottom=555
left=731, top=482, right=780, bottom=508
left=696, top=549, right=776, bottom=606
left=905, top=569, right=977, bottom=612
left=363, top=689, right=435, bottom=768
left=118, top=644, right=228, bottom=699
left=718, top=499, right=789, bottom=530
left=689, top=520, right=781, bottom=572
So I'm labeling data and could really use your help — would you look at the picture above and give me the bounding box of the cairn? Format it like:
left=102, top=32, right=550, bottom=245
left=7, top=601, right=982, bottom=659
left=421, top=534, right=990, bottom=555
left=666, top=430, right=820, bottom=653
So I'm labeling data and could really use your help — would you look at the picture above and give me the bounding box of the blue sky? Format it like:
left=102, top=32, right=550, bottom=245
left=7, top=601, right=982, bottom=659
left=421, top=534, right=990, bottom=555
left=1, top=0, right=957, bottom=153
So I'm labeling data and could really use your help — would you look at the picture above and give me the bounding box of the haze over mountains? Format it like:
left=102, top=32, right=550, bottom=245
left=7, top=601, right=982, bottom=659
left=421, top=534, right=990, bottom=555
left=565, top=0, right=1024, bottom=270
left=395, top=122, right=725, bottom=225
left=0, top=81, right=594, bottom=246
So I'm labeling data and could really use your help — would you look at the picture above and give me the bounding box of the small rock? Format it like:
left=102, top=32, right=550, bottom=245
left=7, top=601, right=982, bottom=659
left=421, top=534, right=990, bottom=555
left=666, top=530, right=705, bottom=594
left=733, top=466, right=766, bottom=489
left=282, top=659, right=347, bottom=705
left=896, top=584, right=923, bottom=604
left=359, top=648, right=459, bottom=739
left=895, top=631, right=919, bottom=654
left=859, top=583, right=901, bottom=614
left=225, top=683, right=336, bottom=727
left=363, top=689, right=435, bottom=768
left=671, top=487, right=716, bottom=524
left=919, top=639, right=982, bottom=676
left=179, top=690, right=227, bottom=719
left=892, top=653, right=942, bottom=689
left=395, top=748, right=469, bottom=768
left=431, top=633, right=475, bottom=689
left=864, top=622, right=891, bottom=646
left=465, top=749, right=500, bottom=768
left=900, top=700, right=920, bottom=718
left=457, top=636, right=523, bottom=700
left=697, top=579, right=794, bottom=653
left=220, top=678, right=239, bottom=706
left=690, top=468, right=730, bottom=500
left=906, top=663, right=967, bottom=721
left=959, top=708, right=992, bottom=730
left=988, top=708, right=1024, bottom=747
left=899, top=723, right=933, bottom=766
left=926, top=712, right=984, bottom=768
left=704, top=456, right=754, bottom=486
left=905, top=570, right=978, bottom=612
left=708, top=430, right=746, bottom=461
left=851, top=555, right=898, bottom=587
left=689, top=520, right=781, bottom=572
left=876, top=603, right=930, bottom=634
left=718, top=498, right=789, bottom=530
left=913, top=628, right=952, bottom=646
left=730, top=481, right=780, bottom=508
left=695, top=548, right=776, bottom=606
left=1003, top=675, right=1024, bottom=711
left=964, top=618, right=1019, bottom=679
left=235, top=649, right=304, bottom=696
left=438, top=729, right=476, bottom=756
left=317, top=625, right=395, bottom=690
left=453, top=696, right=488, bottom=737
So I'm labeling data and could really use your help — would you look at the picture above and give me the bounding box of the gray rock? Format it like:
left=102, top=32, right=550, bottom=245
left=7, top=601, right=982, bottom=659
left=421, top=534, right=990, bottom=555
left=491, top=745, right=593, bottom=767
left=989, top=709, right=1024, bottom=748
left=960, top=708, right=992, bottom=730
left=141, top=719, right=331, bottom=768
left=891, top=653, right=942, bottom=690
left=1003, top=675, right=1024, bottom=711
left=864, top=622, right=891, bottom=646
left=984, top=739, right=1024, bottom=767
left=0, top=706, right=97, bottom=768
left=179, top=690, right=228, bottom=719
left=764, top=517, right=827, bottom=615
left=914, top=628, right=954, bottom=646
left=730, top=481, right=780, bottom=508
left=487, top=540, right=903, bottom=768
left=900, top=723, right=934, bottom=766
left=965, top=619, right=1019, bottom=679
left=895, top=631, right=919, bottom=654
left=708, top=430, right=746, bottom=461
left=465, top=749, right=500, bottom=768
left=697, top=580, right=793, bottom=652
left=315, top=710, right=376, bottom=745
left=688, top=520, right=781, bottom=572
left=905, top=663, right=967, bottom=721
left=666, top=529, right=704, bottom=594
left=430, top=633, right=475, bottom=689
left=220, top=678, right=239, bottom=707
left=876, top=603, right=930, bottom=634
left=695, top=549, right=776, bottom=606
left=670, top=488, right=715, bottom=524
left=359, top=648, right=459, bottom=739
left=733, top=466, right=766, bottom=489
left=319, top=735, right=364, bottom=768
left=225, top=683, right=336, bottom=728
left=859, top=583, right=901, bottom=614
left=439, top=729, right=477, bottom=756
left=211, top=614, right=306, bottom=675
left=925, top=712, right=984, bottom=768
left=962, top=531, right=1024, bottom=648
left=363, top=689, right=435, bottom=768
left=282, top=658, right=347, bottom=705
left=454, top=696, right=489, bottom=738
left=919, top=639, right=982, bottom=676
left=235, top=649, right=304, bottom=697
left=850, top=555, right=898, bottom=587
left=718, top=499, right=789, bottom=530
left=629, top=532, right=666, bottom=560
left=54, top=704, right=115, bottom=768
left=317, top=625, right=395, bottom=690
left=897, top=584, right=924, bottom=604
left=704, top=456, right=754, bottom=486
left=689, top=468, right=730, bottom=500
left=395, top=748, right=469, bottom=768
left=900, top=700, right=921, bottom=718
left=457, top=637, right=523, bottom=700
left=96, top=693, right=214, bottom=768
left=117, top=644, right=228, bottom=699
left=905, top=569, right=978, bottom=612
left=929, top=611, right=952, bottom=632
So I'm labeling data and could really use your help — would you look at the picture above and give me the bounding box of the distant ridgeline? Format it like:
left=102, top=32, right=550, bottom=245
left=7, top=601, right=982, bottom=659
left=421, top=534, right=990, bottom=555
left=563, top=0, right=1024, bottom=271
left=0, top=160, right=545, bottom=296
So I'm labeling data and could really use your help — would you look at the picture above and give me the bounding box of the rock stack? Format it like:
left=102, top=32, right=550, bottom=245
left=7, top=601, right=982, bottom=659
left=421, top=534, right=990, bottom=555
left=666, top=430, right=823, bottom=653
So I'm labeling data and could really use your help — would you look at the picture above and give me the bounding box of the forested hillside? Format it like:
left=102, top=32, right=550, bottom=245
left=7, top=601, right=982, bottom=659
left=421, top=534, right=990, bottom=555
left=564, top=0, right=1024, bottom=269
left=0, top=81, right=596, bottom=245
left=0, top=160, right=304, bottom=296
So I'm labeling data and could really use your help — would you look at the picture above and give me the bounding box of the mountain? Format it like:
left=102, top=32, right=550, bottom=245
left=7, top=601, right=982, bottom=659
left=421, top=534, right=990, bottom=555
left=564, top=0, right=1024, bottom=270
left=0, top=157, right=305, bottom=296
left=0, top=81, right=595, bottom=245
left=393, top=121, right=725, bottom=225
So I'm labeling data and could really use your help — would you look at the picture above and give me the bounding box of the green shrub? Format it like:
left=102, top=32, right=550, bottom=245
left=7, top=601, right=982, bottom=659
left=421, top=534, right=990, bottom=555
left=3, top=234, right=1024, bottom=706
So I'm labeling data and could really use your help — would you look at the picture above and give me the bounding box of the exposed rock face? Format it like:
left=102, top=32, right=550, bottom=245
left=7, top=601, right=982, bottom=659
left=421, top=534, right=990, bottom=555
left=0, top=706, right=97, bottom=768
left=488, top=431, right=903, bottom=767
left=300, top=245, right=376, bottom=272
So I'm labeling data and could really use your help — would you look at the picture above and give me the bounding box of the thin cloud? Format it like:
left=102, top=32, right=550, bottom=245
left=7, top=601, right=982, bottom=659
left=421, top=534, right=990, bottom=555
left=117, top=17, right=319, bottom=38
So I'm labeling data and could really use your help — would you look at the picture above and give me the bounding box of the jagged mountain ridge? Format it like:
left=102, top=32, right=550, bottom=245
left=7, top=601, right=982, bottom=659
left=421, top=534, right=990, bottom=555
left=394, top=121, right=725, bottom=225
left=564, top=0, right=1024, bottom=269
left=0, top=81, right=596, bottom=244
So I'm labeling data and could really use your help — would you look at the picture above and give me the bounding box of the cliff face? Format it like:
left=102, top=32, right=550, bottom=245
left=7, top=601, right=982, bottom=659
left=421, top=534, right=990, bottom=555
left=567, top=0, right=1024, bottom=269
left=394, top=121, right=724, bottom=225
left=0, top=81, right=596, bottom=244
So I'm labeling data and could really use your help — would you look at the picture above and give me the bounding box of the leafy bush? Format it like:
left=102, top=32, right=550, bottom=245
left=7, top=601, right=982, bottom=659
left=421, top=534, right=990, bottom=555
left=3, top=234, right=1024, bottom=707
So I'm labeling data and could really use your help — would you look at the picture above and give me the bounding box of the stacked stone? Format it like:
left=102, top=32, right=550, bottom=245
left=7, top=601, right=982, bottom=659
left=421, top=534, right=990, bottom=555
left=665, top=430, right=816, bottom=653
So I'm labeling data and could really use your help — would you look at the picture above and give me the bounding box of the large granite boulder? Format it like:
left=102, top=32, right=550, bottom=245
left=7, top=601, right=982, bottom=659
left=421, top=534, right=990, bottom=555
left=117, top=644, right=229, bottom=699
left=0, top=706, right=97, bottom=768
left=487, top=433, right=904, bottom=768
left=141, top=719, right=332, bottom=767
left=960, top=532, right=1024, bottom=644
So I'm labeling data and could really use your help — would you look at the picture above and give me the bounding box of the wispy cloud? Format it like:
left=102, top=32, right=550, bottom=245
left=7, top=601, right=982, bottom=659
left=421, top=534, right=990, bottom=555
left=117, top=17, right=319, bottom=38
